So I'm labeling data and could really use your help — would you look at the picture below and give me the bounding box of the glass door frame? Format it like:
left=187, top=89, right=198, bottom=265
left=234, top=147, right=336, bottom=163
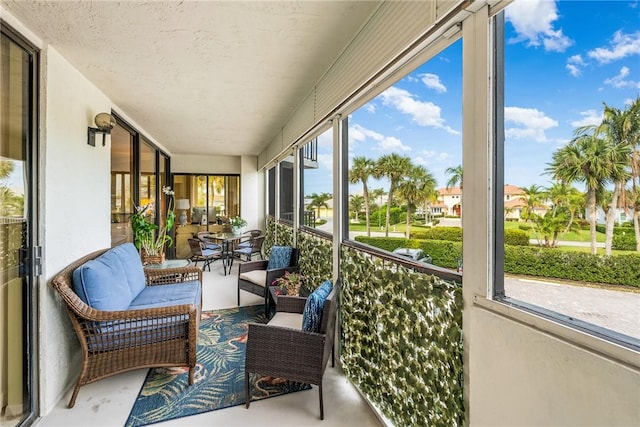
left=1, top=20, right=40, bottom=427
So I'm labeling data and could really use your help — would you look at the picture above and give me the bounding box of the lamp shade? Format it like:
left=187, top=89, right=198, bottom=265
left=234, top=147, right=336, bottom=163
left=176, top=199, right=190, bottom=210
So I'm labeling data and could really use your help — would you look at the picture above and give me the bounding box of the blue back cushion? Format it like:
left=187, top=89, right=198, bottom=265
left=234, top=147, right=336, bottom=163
left=267, top=246, right=293, bottom=270
left=110, top=243, right=146, bottom=298
left=72, top=249, right=133, bottom=311
left=302, top=280, right=333, bottom=332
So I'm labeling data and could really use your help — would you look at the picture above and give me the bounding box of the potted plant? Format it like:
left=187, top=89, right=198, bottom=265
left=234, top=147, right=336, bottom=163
left=130, top=186, right=176, bottom=264
left=230, top=216, right=247, bottom=235
left=271, top=270, right=305, bottom=296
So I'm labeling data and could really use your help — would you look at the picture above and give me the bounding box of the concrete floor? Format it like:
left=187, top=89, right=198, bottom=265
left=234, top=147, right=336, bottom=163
left=35, top=259, right=383, bottom=427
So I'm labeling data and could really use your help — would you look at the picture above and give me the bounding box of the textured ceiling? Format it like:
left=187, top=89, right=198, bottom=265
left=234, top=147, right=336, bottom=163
left=3, top=1, right=381, bottom=156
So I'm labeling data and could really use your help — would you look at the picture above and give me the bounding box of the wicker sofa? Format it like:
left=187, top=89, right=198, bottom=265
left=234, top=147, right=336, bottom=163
left=50, top=243, right=202, bottom=408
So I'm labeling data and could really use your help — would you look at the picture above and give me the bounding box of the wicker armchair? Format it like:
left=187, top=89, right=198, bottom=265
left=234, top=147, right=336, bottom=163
left=50, top=247, right=202, bottom=408
left=237, top=247, right=299, bottom=316
left=245, top=283, right=339, bottom=420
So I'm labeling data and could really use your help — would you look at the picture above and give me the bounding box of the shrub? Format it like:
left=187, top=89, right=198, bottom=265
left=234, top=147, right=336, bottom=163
left=354, top=236, right=640, bottom=288
left=411, top=227, right=462, bottom=242
left=613, top=232, right=636, bottom=251
left=505, top=229, right=529, bottom=246
left=504, top=246, right=640, bottom=287
left=353, top=236, right=461, bottom=269
left=518, top=223, right=532, bottom=231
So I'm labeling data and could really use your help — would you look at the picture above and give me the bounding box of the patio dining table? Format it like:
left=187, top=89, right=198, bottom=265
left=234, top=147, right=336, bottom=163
left=205, top=232, right=244, bottom=275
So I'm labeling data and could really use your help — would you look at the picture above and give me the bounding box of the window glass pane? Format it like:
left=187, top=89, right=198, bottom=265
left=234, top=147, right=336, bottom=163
left=267, top=167, right=276, bottom=216
left=302, top=128, right=332, bottom=231
left=139, top=140, right=156, bottom=217
left=173, top=174, right=240, bottom=225
left=110, top=123, right=134, bottom=244
left=499, top=0, right=639, bottom=343
left=279, top=161, right=294, bottom=221
left=347, top=40, right=462, bottom=271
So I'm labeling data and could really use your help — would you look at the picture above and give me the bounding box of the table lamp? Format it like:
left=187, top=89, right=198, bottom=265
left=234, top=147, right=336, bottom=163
left=176, top=199, right=190, bottom=226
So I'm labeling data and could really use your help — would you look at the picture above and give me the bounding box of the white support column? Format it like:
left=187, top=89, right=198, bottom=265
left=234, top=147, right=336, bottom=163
left=332, top=115, right=343, bottom=281
left=292, top=148, right=300, bottom=247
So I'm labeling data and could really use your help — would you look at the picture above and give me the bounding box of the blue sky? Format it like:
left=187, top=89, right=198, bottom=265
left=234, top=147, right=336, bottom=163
left=304, top=0, right=640, bottom=197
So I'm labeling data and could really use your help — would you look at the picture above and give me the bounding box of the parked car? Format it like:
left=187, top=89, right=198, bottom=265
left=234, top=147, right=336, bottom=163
left=392, top=248, right=433, bottom=264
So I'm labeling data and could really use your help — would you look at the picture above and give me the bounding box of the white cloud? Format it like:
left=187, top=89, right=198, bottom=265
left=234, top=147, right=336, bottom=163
left=588, top=30, right=640, bottom=63
left=364, top=103, right=376, bottom=114
left=378, top=86, right=459, bottom=135
left=349, top=124, right=384, bottom=143
left=505, top=106, right=558, bottom=142
left=566, top=54, right=585, bottom=77
left=378, top=136, right=411, bottom=152
left=420, top=73, right=447, bottom=93
left=316, top=153, right=333, bottom=171
left=317, top=129, right=333, bottom=148
left=505, top=0, right=573, bottom=52
left=349, top=123, right=410, bottom=153
left=415, top=150, right=449, bottom=165
left=604, top=66, right=640, bottom=89
left=570, top=110, right=602, bottom=128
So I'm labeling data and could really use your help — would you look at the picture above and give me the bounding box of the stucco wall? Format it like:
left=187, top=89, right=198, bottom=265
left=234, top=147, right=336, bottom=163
left=240, top=155, right=262, bottom=231
left=40, top=46, right=113, bottom=413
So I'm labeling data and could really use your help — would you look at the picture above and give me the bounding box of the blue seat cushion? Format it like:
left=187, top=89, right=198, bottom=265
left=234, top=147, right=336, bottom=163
left=267, top=246, right=293, bottom=270
left=73, top=250, right=132, bottom=311
left=302, top=279, right=333, bottom=332
left=129, top=281, right=201, bottom=310
left=110, top=243, right=146, bottom=299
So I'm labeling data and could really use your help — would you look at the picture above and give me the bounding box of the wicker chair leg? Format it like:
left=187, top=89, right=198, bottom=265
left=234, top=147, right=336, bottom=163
left=245, top=372, right=251, bottom=408
left=331, top=343, right=335, bottom=368
left=319, top=384, right=324, bottom=420
left=188, top=366, right=195, bottom=385
left=67, top=382, right=82, bottom=408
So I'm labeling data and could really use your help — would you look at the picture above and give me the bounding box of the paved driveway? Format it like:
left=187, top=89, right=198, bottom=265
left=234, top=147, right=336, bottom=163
left=505, top=276, right=640, bottom=340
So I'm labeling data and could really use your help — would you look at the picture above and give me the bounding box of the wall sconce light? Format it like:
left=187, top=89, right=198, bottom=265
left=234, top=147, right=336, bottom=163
left=87, top=112, right=116, bottom=146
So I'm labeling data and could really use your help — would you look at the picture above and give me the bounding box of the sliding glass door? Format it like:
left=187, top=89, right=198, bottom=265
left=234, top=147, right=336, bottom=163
left=0, top=23, right=39, bottom=427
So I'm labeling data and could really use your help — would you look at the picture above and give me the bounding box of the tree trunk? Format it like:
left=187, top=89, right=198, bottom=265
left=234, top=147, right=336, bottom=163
left=587, top=189, right=598, bottom=255
left=363, top=185, right=370, bottom=237
left=405, top=205, right=411, bottom=238
left=604, top=181, right=621, bottom=256
left=634, top=209, right=640, bottom=252
left=385, top=186, right=393, bottom=238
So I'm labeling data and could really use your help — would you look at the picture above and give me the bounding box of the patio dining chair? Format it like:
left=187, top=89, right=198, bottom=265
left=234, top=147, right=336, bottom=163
left=237, top=229, right=262, bottom=248
left=233, top=235, right=265, bottom=262
left=195, top=231, right=222, bottom=251
left=188, top=238, right=224, bottom=273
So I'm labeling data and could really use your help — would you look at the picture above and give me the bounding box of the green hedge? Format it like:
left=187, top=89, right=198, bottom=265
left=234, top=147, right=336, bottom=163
left=354, top=236, right=461, bottom=269
left=412, top=227, right=462, bottom=242
left=505, top=229, right=529, bottom=246
left=355, top=236, right=640, bottom=287
left=613, top=232, right=637, bottom=251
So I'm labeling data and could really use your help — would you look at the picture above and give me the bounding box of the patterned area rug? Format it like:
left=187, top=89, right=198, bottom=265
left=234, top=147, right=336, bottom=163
left=125, top=305, right=310, bottom=427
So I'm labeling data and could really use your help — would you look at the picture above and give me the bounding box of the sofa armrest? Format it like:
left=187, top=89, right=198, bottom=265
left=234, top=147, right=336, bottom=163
left=277, top=295, right=307, bottom=314
left=144, top=266, right=202, bottom=285
left=239, top=260, right=269, bottom=274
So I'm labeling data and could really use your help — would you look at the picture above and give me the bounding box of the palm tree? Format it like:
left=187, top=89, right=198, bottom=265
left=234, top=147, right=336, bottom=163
left=592, top=102, right=636, bottom=254
left=596, top=99, right=640, bottom=254
left=521, top=184, right=544, bottom=222
left=306, top=192, right=332, bottom=221
left=445, top=164, right=463, bottom=189
left=546, top=132, right=614, bottom=255
left=397, top=165, right=436, bottom=238
left=349, top=194, right=365, bottom=222
left=374, top=154, right=412, bottom=237
left=370, top=187, right=386, bottom=230
left=348, top=157, right=376, bottom=236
